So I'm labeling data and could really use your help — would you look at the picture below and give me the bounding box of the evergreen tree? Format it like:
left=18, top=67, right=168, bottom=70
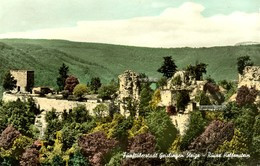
left=56, top=63, right=69, bottom=91
left=3, top=71, right=17, bottom=91
left=157, top=56, right=177, bottom=79
left=237, top=56, right=254, bottom=75
left=186, top=62, right=208, bottom=80
left=90, top=77, right=102, bottom=93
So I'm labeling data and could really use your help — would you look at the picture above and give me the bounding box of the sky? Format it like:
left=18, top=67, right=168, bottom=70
left=0, top=0, right=259, bottom=47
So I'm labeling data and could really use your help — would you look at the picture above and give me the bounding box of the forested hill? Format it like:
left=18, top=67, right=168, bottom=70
left=0, top=39, right=260, bottom=92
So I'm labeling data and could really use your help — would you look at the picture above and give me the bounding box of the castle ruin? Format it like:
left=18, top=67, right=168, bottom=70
left=10, top=70, right=34, bottom=93
left=118, top=70, right=141, bottom=116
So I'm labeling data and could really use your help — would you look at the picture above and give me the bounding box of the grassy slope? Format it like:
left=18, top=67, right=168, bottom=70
left=0, top=39, right=260, bottom=94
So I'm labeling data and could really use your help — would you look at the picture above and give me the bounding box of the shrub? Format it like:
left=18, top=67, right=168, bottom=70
left=180, top=111, right=208, bottom=150
left=93, top=104, right=109, bottom=118
left=73, top=84, right=89, bottom=97
left=145, top=108, right=178, bottom=152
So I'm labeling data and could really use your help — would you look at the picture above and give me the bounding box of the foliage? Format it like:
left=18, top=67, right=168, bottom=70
left=64, top=75, right=79, bottom=93
left=93, top=104, right=109, bottom=118
left=168, top=136, right=182, bottom=153
left=236, top=86, right=258, bottom=107
left=128, top=117, right=149, bottom=138
left=233, top=105, right=258, bottom=146
left=204, top=82, right=220, bottom=94
left=175, top=90, right=190, bottom=111
left=156, top=77, right=167, bottom=88
left=44, top=109, right=62, bottom=141
left=20, top=147, right=40, bottom=166
left=149, top=89, right=161, bottom=109
left=127, top=133, right=156, bottom=153
left=78, top=131, right=118, bottom=166
left=56, top=63, right=69, bottom=91
left=195, top=91, right=211, bottom=105
left=189, top=120, right=234, bottom=153
left=51, top=155, right=66, bottom=166
left=68, top=150, right=90, bottom=166
left=0, top=100, right=38, bottom=136
left=0, top=126, right=20, bottom=150
left=180, top=111, right=208, bottom=150
left=157, top=56, right=177, bottom=78
left=171, top=75, right=182, bottom=86
left=139, top=84, right=153, bottom=117
left=186, top=62, right=208, bottom=80
left=2, top=71, right=17, bottom=91
left=107, top=152, right=123, bottom=166
left=73, top=84, right=89, bottom=97
left=145, top=108, right=178, bottom=152
left=237, top=55, right=254, bottom=75
left=98, top=84, right=118, bottom=100
left=216, top=129, right=248, bottom=154
left=218, top=80, right=233, bottom=91
left=89, top=77, right=102, bottom=93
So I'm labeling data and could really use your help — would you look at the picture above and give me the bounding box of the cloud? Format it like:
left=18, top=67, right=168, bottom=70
left=0, top=2, right=259, bottom=47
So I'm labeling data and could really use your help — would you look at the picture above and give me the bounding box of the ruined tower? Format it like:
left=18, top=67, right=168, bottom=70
left=118, top=70, right=140, bottom=116
left=10, top=70, right=34, bottom=93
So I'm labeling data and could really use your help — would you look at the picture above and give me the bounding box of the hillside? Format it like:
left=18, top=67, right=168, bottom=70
left=0, top=39, right=260, bottom=94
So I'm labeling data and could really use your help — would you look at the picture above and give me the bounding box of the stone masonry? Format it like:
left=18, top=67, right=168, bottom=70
left=10, top=70, right=34, bottom=93
left=118, top=70, right=141, bottom=116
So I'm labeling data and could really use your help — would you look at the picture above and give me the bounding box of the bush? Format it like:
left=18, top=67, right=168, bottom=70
left=93, top=104, right=109, bottom=118
left=73, top=84, right=89, bottom=97
left=98, top=84, right=117, bottom=100
left=180, top=111, right=208, bottom=150
left=145, top=108, right=178, bottom=152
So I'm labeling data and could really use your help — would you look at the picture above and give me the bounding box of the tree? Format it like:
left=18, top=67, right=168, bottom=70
left=68, top=150, right=90, bottom=166
left=180, top=111, right=208, bottom=150
left=157, top=56, right=177, bottom=78
left=64, top=75, right=79, bottom=93
left=237, top=56, right=254, bottom=75
left=2, top=71, right=17, bottom=91
left=73, top=84, right=89, bottom=97
left=186, top=62, right=208, bottom=80
left=0, top=126, right=20, bottom=150
left=20, top=148, right=40, bottom=166
left=188, top=120, right=234, bottom=153
left=236, top=86, right=258, bottom=107
left=90, top=77, right=102, bottom=93
left=98, top=84, right=117, bottom=100
left=78, top=132, right=118, bottom=166
left=122, top=133, right=163, bottom=166
left=175, top=90, right=190, bottom=111
left=139, top=85, right=153, bottom=117
left=145, top=108, right=178, bottom=152
left=56, top=63, right=69, bottom=91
